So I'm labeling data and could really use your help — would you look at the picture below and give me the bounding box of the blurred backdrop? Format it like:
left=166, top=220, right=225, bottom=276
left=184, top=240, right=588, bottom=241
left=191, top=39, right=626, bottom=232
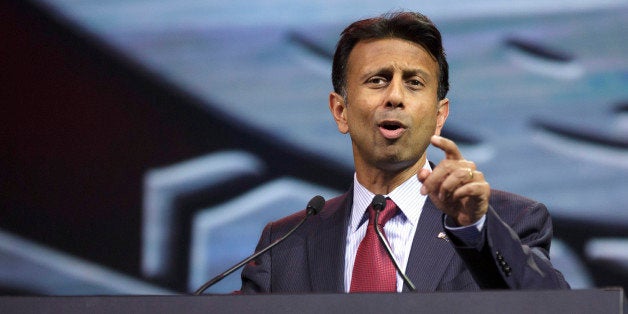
left=1, top=0, right=627, bottom=295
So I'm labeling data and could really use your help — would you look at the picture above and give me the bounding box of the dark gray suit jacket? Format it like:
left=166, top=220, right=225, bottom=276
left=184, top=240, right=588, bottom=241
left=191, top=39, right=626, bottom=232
left=240, top=188, right=570, bottom=293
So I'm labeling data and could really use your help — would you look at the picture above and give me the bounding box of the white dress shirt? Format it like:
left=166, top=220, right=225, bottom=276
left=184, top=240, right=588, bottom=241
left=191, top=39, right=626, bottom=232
left=344, top=160, right=485, bottom=292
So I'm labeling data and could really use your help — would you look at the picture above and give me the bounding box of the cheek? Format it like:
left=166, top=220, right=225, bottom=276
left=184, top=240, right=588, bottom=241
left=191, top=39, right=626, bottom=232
left=346, top=112, right=367, bottom=134
left=346, top=103, right=371, bottom=127
left=413, top=109, right=439, bottom=132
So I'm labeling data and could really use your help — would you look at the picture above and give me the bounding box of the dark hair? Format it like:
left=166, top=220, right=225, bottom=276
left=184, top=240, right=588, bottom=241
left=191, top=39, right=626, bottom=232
left=331, top=12, right=449, bottom=100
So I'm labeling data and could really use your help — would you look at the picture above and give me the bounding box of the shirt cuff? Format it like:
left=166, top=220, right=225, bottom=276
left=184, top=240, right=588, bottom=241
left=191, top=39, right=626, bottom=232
left=444, top=215, right=486, bottom=248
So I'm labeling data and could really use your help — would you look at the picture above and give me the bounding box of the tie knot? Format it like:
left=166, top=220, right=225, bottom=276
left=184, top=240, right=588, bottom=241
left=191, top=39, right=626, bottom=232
left=369, top=198, right=398, bottom=226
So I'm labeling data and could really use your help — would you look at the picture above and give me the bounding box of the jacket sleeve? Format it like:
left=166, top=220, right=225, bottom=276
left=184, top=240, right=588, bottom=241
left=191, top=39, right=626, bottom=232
left=445, top=199, right=571, bottom=290
left=240, top=222, right=273, bottom=293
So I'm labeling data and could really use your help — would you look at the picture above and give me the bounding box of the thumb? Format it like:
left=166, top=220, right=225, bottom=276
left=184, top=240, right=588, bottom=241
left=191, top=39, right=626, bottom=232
left=418, top=168, right=431, bottom=195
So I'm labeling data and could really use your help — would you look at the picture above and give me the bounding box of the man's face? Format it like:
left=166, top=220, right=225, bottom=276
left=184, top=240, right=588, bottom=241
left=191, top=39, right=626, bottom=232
left=330, top=38, right=449, bottom=173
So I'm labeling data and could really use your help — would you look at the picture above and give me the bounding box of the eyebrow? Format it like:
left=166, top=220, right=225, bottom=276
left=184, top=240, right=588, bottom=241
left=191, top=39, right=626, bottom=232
left=403, top=68, right=432, bottom=81
left=360, top=66, right=432, bottom=82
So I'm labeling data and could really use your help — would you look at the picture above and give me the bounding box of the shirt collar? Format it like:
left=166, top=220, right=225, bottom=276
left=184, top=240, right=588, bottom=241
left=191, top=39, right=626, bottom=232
left=349, top=160, right=432, bottom=232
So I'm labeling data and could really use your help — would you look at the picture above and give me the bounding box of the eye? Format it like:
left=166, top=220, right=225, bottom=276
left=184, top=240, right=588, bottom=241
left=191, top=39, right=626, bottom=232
left=366, top=76, right=388, bottom=87
left=407, top=78, right=425, bottom=90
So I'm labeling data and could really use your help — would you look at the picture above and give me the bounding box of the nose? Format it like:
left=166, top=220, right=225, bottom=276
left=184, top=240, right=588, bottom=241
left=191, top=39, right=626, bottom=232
left=385, top=77, right=404, bottom=109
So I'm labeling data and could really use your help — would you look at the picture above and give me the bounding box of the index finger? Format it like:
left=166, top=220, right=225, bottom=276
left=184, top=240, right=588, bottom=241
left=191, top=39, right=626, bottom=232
left=431, top=135, right=463, bottom=160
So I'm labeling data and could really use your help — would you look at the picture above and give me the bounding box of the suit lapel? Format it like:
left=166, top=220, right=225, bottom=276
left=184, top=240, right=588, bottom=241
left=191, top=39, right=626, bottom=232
left=404, top=198, right=455, bottom=292
left=307, top=192, right=352, bottom=292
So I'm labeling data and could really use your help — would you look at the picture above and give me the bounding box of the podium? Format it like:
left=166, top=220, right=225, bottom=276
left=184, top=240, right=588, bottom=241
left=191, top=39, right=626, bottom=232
left=0, top=288, right=624, bottom=313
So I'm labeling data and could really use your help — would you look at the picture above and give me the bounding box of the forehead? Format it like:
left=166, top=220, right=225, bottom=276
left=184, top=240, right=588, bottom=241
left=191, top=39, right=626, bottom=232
left=346, top=38, right=438, bottom=78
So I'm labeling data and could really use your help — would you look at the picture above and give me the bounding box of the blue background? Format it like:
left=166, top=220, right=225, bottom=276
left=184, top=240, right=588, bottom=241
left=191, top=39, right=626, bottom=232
left=1, top=0, right=627, bottom=295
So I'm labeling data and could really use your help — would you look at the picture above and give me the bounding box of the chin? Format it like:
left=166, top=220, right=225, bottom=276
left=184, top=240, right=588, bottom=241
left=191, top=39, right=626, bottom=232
left=376, top=154, right=417, bottom=172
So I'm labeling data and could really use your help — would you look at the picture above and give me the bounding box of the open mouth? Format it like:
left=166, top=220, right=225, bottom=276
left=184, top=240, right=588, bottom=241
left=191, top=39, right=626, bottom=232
left=378, top=121, right=406, bottom=139
left=380, top=121, right=402, bottom=131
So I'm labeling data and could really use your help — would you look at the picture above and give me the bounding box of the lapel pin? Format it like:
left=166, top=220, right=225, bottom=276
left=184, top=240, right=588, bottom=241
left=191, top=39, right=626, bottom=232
left=437, top=232, right=449, bottom=242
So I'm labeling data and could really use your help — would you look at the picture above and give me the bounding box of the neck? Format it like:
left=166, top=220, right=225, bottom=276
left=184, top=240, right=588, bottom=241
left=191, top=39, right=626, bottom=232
left=355, top=155, right=426, bottom=195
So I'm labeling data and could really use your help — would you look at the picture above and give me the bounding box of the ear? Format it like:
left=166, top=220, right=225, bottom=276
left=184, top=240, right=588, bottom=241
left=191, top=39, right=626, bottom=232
left=434, top=98, right=449, bottom=136
left=329, top=92, right=349, bottom=134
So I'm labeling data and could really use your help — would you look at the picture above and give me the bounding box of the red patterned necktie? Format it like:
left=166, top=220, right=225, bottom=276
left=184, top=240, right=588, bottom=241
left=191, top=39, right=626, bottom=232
left=350, top=198, right=398, bottom=292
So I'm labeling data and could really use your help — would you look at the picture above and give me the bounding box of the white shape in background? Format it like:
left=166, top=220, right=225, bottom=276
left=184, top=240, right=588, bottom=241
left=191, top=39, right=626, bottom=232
left=189, top=177, right=340, bottom=293
left=506, top=50, right=585, bottom=80
left=585, top=238, right=628, bottom=273
left=142, top=151, right=265, bottom=279
left=617, top=110, right=628, bottom=133
left=550, top=238, right=594, bottom=289
left=0, top=229, right=172, bottom=295
left=532, top=131, right=628, bottom=169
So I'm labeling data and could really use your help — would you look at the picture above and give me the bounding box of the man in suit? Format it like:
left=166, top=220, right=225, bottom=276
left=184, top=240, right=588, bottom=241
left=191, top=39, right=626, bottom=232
left=241, top=11, right=570, bottom=293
